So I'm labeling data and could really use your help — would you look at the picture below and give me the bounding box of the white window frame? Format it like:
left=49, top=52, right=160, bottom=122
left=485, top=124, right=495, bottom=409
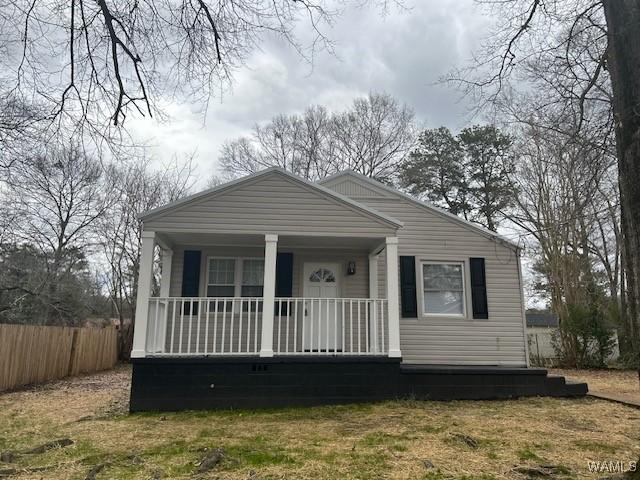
left=418, top=260, right=467, bottom=318
left=205, top=256, right=265, bottom=297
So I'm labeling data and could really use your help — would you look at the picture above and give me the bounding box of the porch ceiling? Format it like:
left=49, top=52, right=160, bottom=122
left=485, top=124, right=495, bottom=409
left=157, top=232, right=385, bottom=251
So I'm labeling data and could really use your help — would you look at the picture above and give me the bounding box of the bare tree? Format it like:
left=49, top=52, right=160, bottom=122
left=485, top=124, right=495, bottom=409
left=451, top=0, right=639, bottom=371
left=100, top=155, right=195, bottom=358
left=220, top=107, right=335, bottom=180
left=2, top=145, right=114, bottom=323
left=331, top=93, right=415, bottom=182
left=0, top=0, right=396, bottom=157
left=508, top=122, right=618, bottom=366
left=218, top=92, right=415, bottom=182
left=0, top=93, right=45, bottom=171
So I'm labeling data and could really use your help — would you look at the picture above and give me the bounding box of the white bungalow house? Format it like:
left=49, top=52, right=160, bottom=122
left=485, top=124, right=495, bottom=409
left=129, top=168, right=585, bottom=411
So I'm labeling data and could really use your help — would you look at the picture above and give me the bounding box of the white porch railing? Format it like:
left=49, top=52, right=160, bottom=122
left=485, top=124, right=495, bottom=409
left=273, top=298, right=388, bottom=355
left=145, top=297, right=389, bottom=356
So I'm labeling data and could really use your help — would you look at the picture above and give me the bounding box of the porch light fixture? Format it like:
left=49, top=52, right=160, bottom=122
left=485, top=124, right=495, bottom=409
left=347, top=261, right=356, bottom=275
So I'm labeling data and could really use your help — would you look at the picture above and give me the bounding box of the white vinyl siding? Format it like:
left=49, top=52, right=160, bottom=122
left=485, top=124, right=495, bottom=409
left=143, top=173, right=397, bottom=237
left=322, top=176, right=527, bottom=367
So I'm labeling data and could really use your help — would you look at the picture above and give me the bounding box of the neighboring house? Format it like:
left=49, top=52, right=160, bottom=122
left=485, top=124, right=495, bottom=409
left=526, top=312, right=560, bottom=366
left=130, top=168, right=585, bottom=411
left=526, top=312, right=620, bottom=366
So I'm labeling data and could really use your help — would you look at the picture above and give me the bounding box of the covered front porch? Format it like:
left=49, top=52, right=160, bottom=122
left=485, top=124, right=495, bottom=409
left=131, top=231, right=402, bottom=359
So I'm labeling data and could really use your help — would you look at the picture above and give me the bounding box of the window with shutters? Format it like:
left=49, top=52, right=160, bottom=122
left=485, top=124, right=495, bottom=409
left=420, top=261, right=466, bottom=316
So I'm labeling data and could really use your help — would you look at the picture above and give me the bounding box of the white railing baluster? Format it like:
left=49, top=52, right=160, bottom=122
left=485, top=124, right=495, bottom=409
left=381, top=300, right=386, bottom=353
left=372, top=300, right=378, bottom=354
left=294, top=299, right=299, bottom=353
left=204, top=299, right=210, bottom=354
left=179, top=300, right=185, bottom=354
left=341, top=300, right=345, bottom=354
left=365, top=299, right=369, bottom=354
left=213, top=299, right=219, bottom=354
left=254, top=298, right=259, bottom=353
left=324, top=298, right=328, bottom=355
left=301, top=300, right=306, bottom=352
left=285, top=300, right=290, bottom=353
left=188, top=299, right=195, bottom=353
left=310, top=299, right=314, bottom=352
left=277, top=299, right=282, bottom=354
left=349, top=300, right=353, bottom=354
left=334, top=299, right=337, bottom=354
left=196, top=299, right=201, bottom=354
left=229, top=298, right=236, bottom=354
left=237, top=298, right=242, bottom=352
left=221, top=298, right=227, bottom=353
left=357, top=300, right=361, bottom=354
left=245, top=298, right=250, bottom=353
left=170, top=300, right=176, bottom=354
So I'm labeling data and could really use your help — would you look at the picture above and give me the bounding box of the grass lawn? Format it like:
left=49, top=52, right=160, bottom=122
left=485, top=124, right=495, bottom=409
left=550, top=369, right=640, bottom=402
left=0, top=365, right=639, bottom=479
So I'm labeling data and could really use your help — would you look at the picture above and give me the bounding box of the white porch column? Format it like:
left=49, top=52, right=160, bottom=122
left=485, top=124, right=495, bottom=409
left=260, top=234, right=278, bottom=357
left=385, top=236, right=402, bottom=358
left=131, top=231, right=156, bottom=358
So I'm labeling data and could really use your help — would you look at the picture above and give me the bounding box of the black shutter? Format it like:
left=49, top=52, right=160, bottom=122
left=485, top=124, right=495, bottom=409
left=399, top=256, right=418, bottom=318
left=275, top=252, right=293, bottom=315
left=470, top=257, right=488, bottom=319
left=181, top=250, right=201, bottom=314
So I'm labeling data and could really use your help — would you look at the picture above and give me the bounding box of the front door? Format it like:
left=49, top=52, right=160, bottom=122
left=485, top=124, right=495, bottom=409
left=303, top=262, right=343, bottom=352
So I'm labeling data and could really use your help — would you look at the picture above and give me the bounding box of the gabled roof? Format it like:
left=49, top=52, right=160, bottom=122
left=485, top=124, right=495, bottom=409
left=318, top=170, right=520, bottom=250
left=140, top=167, right=404, bottom=229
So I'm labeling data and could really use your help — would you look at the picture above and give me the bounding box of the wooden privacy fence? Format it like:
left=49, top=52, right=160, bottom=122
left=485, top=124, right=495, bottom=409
left=0, top=324, right=118, bottom=392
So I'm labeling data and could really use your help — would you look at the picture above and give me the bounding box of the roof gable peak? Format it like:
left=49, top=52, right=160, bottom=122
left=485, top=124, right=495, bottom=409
left=140, top=167, right=403, bottom=229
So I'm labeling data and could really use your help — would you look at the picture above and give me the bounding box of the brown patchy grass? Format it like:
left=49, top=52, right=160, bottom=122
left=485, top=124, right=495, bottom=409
left=551, top=368, right=640, bottom=400
left=0, top=366, right=638, bottom=479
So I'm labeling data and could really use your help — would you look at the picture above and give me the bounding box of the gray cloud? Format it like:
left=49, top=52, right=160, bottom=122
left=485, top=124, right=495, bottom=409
left=129, top=0, right=489, bottom=181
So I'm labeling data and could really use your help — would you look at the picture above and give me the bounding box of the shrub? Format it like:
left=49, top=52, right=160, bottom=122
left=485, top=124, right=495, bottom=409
left=553, top=302, right=617, bottom=368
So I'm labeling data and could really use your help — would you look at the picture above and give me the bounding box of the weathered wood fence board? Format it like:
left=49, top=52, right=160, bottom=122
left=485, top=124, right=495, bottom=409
left=0, top=324, right=118, bottom=392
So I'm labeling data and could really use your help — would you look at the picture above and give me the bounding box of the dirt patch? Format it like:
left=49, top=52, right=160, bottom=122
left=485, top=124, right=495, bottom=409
left=0, top=364, right=130, bottom=427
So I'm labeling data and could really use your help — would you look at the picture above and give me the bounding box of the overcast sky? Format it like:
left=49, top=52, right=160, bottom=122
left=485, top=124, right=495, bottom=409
left=129, top=0, right=491, bottom=180
left=127, top=2, right=547, bottom=307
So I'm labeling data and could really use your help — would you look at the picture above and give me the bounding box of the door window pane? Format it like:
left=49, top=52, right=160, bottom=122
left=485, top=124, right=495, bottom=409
left=309, top=268, right=336, bottom=283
